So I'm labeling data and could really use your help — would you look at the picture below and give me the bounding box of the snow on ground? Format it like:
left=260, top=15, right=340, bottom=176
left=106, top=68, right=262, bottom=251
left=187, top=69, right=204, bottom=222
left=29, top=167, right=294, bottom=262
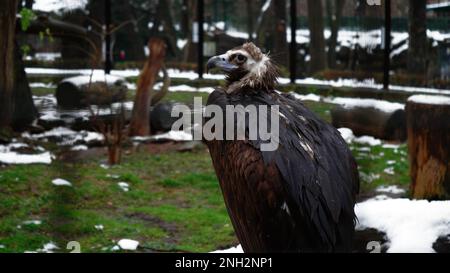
left=34, top=52, right=61, bottom=62
left=324, top=97, right=404, bottom=113
left=22, top=127, right=104, bottom=146
left=94, top=224, right=104, bottom=231
left=51, top=178, right=72, bottom=187
left=211, top=244, right=244, bottom=253
left=23, top=220, right=42, bottom=226
left=376, top=185, right=406, bottom=195
left=132, top=130, right=194, bottom=143
left=34, top=94, right=133, bottom=123
left=117, top=182, right=130, bottom=192
left=0, top=142, right=53, bottom=165
left=291, top=93, right=321, bottom=102
left=407, top=95, right=450, bottom=105
left=353, top=135, right=383, bottom=146
left=117, top=239, right=139, bottom=250
left=212, top=195, right=450, bottom=253
left=30, top=82, right=56, bottom=89
left=33, top=0, right=87, bottom=13
left=35, top=242, right=59, bottom=253
left=26, top=66, right=450, bottom=96
left=71, top=145, right=88, bottom=151
left=61, top=74, right=126, bottom=86
left=356, top=197, right=450, bottom=253
left=338, top=127, right=396, bottom=147
left=337, top=128, right=355, bottom=143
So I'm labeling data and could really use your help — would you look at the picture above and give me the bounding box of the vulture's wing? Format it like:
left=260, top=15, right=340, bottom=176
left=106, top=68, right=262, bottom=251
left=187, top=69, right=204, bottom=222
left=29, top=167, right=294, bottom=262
left=206, top=89, right=359, bottom=250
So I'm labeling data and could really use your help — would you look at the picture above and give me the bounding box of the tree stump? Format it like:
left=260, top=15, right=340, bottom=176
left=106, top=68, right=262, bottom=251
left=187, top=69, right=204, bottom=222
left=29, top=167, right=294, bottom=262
left=406, top=95, right=450, bottom=200
left=331, top=105, right=406, bottom=141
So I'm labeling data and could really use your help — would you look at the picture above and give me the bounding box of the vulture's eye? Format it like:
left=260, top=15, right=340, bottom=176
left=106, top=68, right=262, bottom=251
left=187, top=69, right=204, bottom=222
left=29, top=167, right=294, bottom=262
left=236, top=54, right=247, bottom=63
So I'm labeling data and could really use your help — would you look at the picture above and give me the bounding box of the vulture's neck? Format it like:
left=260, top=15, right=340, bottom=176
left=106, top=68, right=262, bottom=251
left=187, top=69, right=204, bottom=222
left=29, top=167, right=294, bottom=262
left=225, top=61, right=279, bottom=94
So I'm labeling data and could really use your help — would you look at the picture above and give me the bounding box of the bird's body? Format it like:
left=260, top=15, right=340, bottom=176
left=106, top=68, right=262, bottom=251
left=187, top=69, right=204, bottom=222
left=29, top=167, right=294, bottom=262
left=205, top=43, right=359, bottom=252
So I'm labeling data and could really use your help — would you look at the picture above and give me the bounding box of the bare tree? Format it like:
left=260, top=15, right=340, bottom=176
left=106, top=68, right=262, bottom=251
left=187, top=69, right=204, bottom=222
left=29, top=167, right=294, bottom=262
left=0, top=0, right=18, bottom=130
left=1, top=0, right=37, bottom=131
left=407, top=0, right=427, bottom=74
left=307, top=0, right=327, bottom=73
left=129, top=38, right=167, bottom=136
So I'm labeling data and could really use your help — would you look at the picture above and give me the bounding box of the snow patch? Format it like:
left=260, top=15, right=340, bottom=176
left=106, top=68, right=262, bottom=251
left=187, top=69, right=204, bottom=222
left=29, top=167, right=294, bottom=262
left=376, top=185, right=405, bottom=195
left=61, top=74, right=125, bottom=86
left=0, top=151, right=53, bottom=165
left=94, top=225, right=104, bottom=231
left=33, top=0, right=87, bottom=13
left=71, top=145, right=88, bottom=151
left=353, top=136, right=382, bottom=146
left=52, top=178, right=72, bottom=187
left=23, top=220, right=42, bottom=226
left=355, top=197, right=450, bottom=253
left=37, top=242, right=59, bottom=253
left=133, top=130, right=194, bottom=142
left=325, top=97, right=404, bottom=113
left=291, top=93, right=321, bottom=102
left=118, top=182, right=130, bottom=192
left=211, top=244, right=244, bottom=253
left=407, top=95, right=450, bottom=105
left=338, top=128, right=355, bottom=144
left=117, top=239, right=139, bottom=250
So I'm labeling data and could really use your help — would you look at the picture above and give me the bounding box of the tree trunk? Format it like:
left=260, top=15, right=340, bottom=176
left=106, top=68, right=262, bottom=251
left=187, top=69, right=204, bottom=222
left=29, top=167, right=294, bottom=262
left=12, top=40, right=38, bottom=130
left=406, top=97, right=450, bottom=200
left=0, top=0, right=18, bottom=129
left=407, top=0, right=427, bottom=74
left=307, top=0, right=327, bottom=73
left=129, top=38, right=167, bottom=136
left=326, top=0, right=345, bottom=69
left=331, top=105, right=406, bottom=141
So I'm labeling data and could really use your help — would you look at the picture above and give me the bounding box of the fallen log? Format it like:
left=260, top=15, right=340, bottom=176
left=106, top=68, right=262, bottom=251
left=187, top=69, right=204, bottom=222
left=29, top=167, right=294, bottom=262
left=55, top=75, right=128, bottom=108
left=331, top=104, right=406, bottom=141
left=406, top=95, right=450, bottom=200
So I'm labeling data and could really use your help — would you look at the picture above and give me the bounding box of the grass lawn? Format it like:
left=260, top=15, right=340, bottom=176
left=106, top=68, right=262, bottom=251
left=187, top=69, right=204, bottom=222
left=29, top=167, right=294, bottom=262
left=0, top=86, right=411, bottom=253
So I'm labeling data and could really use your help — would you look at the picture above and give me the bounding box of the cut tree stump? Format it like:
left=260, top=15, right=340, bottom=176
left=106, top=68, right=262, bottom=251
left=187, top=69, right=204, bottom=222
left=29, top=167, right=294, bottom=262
left=406, top=95, right=450, bottom=200
left=331, top=105, right=406, bottom=141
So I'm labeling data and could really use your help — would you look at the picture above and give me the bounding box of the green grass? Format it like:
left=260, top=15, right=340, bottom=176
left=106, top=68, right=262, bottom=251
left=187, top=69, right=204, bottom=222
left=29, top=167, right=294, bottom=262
left=0, top=149, right=237, bottom=253
left=4, top=83, right=411, bottom=253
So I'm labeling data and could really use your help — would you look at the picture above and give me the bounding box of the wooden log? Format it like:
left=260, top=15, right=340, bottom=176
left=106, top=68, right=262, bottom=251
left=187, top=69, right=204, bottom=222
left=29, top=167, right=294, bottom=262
left=406, top=95, right=450, bottom=200
left=331, top=105, right=406, bottom=141
left=55, top=75, right=128, bottom=108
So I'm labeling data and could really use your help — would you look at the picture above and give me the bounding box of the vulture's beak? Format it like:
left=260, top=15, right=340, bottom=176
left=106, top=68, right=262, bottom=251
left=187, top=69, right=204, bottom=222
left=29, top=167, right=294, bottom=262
left=206, top=56, right=238, bottom=73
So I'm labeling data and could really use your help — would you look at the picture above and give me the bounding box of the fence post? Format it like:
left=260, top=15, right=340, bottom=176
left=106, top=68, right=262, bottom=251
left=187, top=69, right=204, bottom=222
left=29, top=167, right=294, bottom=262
left=105, top=0, right=112, bottom=75
left=383, top=0, right=391, bottom=90
left=197, top=0, right=204, bottom=79
left=290, top=0, right=297, bottom=84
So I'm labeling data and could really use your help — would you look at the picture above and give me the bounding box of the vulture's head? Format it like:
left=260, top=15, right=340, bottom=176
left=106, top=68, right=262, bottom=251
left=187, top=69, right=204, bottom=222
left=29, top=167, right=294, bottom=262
left=206, top=42, right=279, bottom=92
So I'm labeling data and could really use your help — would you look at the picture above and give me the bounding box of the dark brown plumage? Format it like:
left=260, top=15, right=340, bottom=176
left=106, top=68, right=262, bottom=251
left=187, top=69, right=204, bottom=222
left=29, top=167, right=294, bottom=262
left=205, top=43, right=359, bottom=252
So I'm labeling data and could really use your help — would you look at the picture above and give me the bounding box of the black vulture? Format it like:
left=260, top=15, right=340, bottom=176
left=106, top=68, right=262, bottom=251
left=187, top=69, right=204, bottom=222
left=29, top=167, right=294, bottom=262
left=204, top=42, right=359, bottom=252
